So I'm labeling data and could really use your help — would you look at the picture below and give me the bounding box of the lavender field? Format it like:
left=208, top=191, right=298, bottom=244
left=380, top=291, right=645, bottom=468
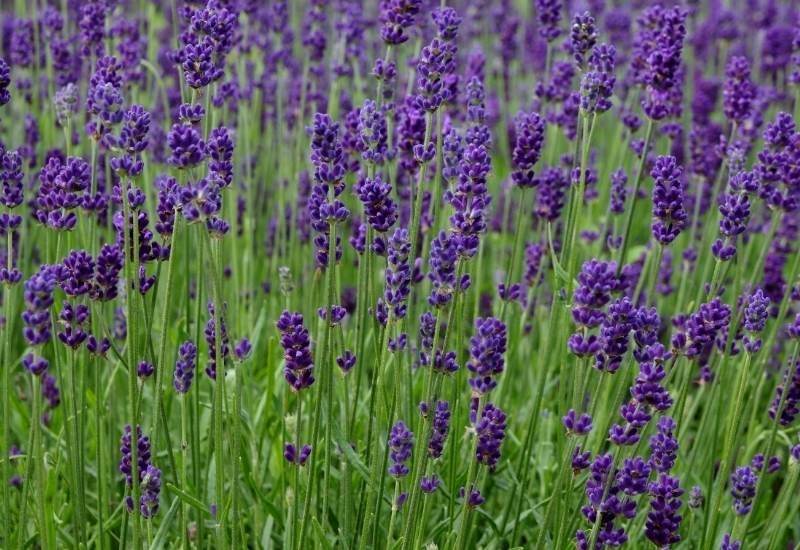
left=2, top=0, right=800, bottom=548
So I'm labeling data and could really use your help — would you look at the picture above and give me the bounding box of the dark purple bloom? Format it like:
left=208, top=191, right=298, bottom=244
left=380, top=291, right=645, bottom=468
left=336, top=350, right=356, bottom=374
left=432, top=7, right=461, bottom=41
left=594, top=297, right=635, bottom=373
left=648, top=416, right=678, bottom=472
left=769, top=358, right=800, bottom=426
left=355, top=175, right=397, bottom=233
left=572, top=259, right=620, bottom=328
left=137, top=361, right=154, bottom=379
left=0, top=58, right=10, bottom=105
left=722, top=534, right=742, bottom=550
left=378, top=228, right=411, bottom=322
left=448, top=142, right=491, bottom=258
left=467, top=317, right=507, bottom=395
left=511, top=112, right=546, bottom=188
left=428, top=231, right=459, bottom=308
left=427, top=400, right=450, bottom=459
left=388, top=420, right=413, bottom=477
left=420, top=476, right=440, bottom=493
left=562, top=409, right=593, bottom=435
left=173, top=341, right=197, bottom=394
left=22, top=265, right=57, bottom=347
left=570, top=12, right=597, bottom=66
left=645, top=474, right=683, bottom=547
left=581, top=44, right=616, bottom=114
left=413, top=37, right=457, bottom=112
left=651, top=155, right=687, bottom=245
left=617, top=456, right=651, bottom=495
left=475, top=403, right=506, bottom=470
left=358, top=100, right=389, bottom=165
left=284, top=444, right=312, bottom=466
left=723, top=56, right=756, bottom=124
left=167, top=123, right=206, bottom=169
left=79, top=2, right=106, bottom=56
left=203, top=302, right=230, bottom=380
left=536, top=0, right=562, bottom=42
left=207, top=126, right=234, bottom=188
left=730, top=465, right=757, bottom=515
left=277, top=311, right=314, bottom=392
left=57, top=302, right=90, bottom=349
left=380, top=0, right=421, bottom=45
left=743, top=289, right=769, bottom=352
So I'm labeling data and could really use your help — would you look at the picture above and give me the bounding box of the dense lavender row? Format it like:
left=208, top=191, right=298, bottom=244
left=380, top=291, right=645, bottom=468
left=1, top=0, right=800, bottom=548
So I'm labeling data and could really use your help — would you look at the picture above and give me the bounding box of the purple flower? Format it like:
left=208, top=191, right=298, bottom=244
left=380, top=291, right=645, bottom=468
left=432, top=7, right=461, bottom=41
left=90, top=244, right=123, bottom=302
left=635, top=6, right=688, bottom=120
left=137, top=361, right=154, bottom=379
left=645, top=474, right=683, bottom=547
left=428, top=231, right=459, bottom=308
left=380, top=0, right=421, bottom=45
left=173, top=341, right=197, bottom=394
left=648, top=416, right=678, bottom=472
left=570, top=12, right=597, bottom=66
left=420, top=476, right=440, bottom=493
left=723, top=56, right=756, bottom=124
left=79, top=2, right=106, bottom=56
left=651, top=155, right=687, bottom=245
left=594, top=297, right=635, bottom=373
left=581, top=44, right=616, bottom=114
left=448, top=142, right=491, bottom=258
left=355, top=175, right=397, bottom=233
left=617, top=456, right=651, bottom=495
left=562, top=409, right=593, bottom=435
left=730, top=465, right=757, bottom=515
left=511, top=112, right=546, bottom=188
left=378, top=228, right=411, bottom=323
left=413, top=37, right=457, bottom=112
left=769, top=358, right=800, bottom=426
left=57, top=302, right=90, bottom=349
left=572, top=259, right=621, bottom=328
left=284, top=444, right=312, bottom=466
left=358, top=100, right=389, bottom=165
left=0, top=58, right=11, bottom=105
left=713, top=189, right=751, bottom=261
left=388, top=421, right=413, bottom=477
left=475, top=403, right=506, bottom=470
left=336, top=350, right=356, bottom=374
left=722, top=534, right=742, bottom=550
left=536, top=0, right=562, bottom=42
left=167, top=123, right=206, bottom=169
left=207, top=126, right=234, bottom=188
left=277, top=311, right=314, bottom=392
left=234, top=338, right=251, bottom=361
left=203, top=302, right=230, bottom=380
left=427, top=400, right=450, bottom=459
left=743, top=289, right=769, bottom=352
left=22, top=265, right=58, bottom=347
left=467, top=317, right=507, bottom=395
left=308, top=113, right=348, bottom=268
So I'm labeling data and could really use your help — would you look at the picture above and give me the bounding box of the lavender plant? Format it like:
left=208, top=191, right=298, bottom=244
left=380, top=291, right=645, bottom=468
left=1, top=1, right=800, bottom=549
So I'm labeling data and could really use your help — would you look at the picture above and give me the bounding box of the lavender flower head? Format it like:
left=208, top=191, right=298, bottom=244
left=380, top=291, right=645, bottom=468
left=475, top=403, right=506, bottom=470
left=723, top=56, right=756, bottom=124
left=467, top=317, right=507, bottom=395
left=651, top=155, right=687, bottom=245
left=511, top=111, right=546, bottom=188
left=277, top=311, right=314, bottom=391
left=388, top=421, right=413, bottom=477
left=173, top=341, right=198, bottom=394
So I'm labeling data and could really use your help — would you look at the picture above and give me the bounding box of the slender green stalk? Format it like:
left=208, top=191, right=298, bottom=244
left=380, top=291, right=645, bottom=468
left=615, top=118, right=655, bottom=274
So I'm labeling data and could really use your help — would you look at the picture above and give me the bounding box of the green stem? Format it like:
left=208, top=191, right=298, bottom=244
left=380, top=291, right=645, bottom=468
left=615, top=119, right=655, bottom=274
